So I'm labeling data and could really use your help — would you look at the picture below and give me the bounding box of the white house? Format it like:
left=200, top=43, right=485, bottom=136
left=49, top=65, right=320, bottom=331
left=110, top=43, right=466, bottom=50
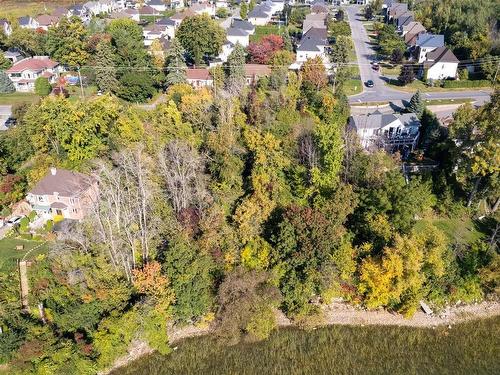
left=186, top=68, right=214, bottom=88
left=231, top=19, right=256, bottom=35
left=248, top=4, right=273, bottom=26
left=215, top=41, right=235, bottom=63
left=0, top=19, right=12, bottom=36
left=215, top=0, right=229, bottom=8
left=303, top=12, right=327, bottom=34
left=415, top=33, right=445, bottom=63
left=149, top=0, right=168, bottom=12
left=35, top=15, right=60, bottom=31
left=17, top=16, right=38, bottom=29
left=6, top=56, right=63, bottom=93
left=349, top=112, right=421, bottom=152
left=190, top=3, right=215, bottom=16
left=294, top=27, right=330, bottom=67
left=422, top=47, right=459, bottom=80
left=226, top=28, right=249, bottom=47
left=155, top=17, right=177, bottom=39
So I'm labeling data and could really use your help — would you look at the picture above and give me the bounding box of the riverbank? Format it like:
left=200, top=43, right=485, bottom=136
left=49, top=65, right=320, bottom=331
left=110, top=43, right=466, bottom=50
left=104, top=300, right=500, bottom=374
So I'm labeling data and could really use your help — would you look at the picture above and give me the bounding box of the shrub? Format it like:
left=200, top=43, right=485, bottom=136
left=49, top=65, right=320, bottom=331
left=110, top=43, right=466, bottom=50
left=442, top=79, right=491, bottom=89
left=44, top=220, right=54, bottom=232
left=19, top=217, right=30, bottom=232
left=34, top=77, right=52, bottom=96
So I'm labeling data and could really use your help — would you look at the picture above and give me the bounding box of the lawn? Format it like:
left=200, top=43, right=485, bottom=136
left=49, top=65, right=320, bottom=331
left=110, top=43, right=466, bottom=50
left=380, top=62, right=400, bottom=76
left=387, top=79, right=492, bottom=93
left=414, top=217, right=483, bottom=247
left=424, top=98, right=474, bottom=105
left=0, top=92, right=40, bottom=105
left=115, top=317, right=500, bottom=375
left=0, top=0, right=74, bottom=18
left=0, top=238, right=48, bottom=274
left=250, top=25, right=286, bottom=42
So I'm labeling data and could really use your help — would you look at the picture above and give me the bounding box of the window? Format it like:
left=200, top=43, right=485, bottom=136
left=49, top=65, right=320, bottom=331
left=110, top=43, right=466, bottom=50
left=38, top=196, right=44, bottom=202
left=70, top=198, right=77, bottom=204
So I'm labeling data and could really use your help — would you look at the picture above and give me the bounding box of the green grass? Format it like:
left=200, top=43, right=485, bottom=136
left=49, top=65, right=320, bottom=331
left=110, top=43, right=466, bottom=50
left=424, top=98, right=474, bottom=105
left=0, top=238, right=48, bottom=274
left=387, top=79, right=492, bottom=93
left=343, top=79, right=363, bottom=96
left=249, top=25, right=284, bottom=42
left=0, top=0, right=73, bottom=19
left=414, top=217, right=483, bottom=246
left=380, top=62, right=400, bottom=76
left=0, top=92, right=40, bottom=105
left=115, top=317, right=500, bottom=375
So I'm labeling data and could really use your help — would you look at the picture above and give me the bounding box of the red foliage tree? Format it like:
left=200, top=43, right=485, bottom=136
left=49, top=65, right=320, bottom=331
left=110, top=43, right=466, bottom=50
left=247, top=34, right=284, bottom=64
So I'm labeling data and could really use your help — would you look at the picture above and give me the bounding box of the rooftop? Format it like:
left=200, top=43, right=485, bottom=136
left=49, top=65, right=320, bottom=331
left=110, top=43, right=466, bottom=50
left=29, top=168, right=95, bottom=197
left=416, top=33, right=445, bottom=48
left=6, top=57, right=59, bottom=74
left=424, top=47, right=459, bottom=67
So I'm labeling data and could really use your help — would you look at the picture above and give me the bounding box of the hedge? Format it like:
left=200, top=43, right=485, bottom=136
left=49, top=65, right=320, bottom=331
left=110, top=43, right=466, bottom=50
left=442, top=80, right=491, bottom=88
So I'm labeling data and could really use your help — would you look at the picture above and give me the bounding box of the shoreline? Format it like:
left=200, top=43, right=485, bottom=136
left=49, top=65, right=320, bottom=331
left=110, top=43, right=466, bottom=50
left=103, top=300, right=500, bottom=374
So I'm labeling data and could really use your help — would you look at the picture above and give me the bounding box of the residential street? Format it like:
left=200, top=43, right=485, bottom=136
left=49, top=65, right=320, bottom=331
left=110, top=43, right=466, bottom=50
left=345, top=6, right=491, bottom=105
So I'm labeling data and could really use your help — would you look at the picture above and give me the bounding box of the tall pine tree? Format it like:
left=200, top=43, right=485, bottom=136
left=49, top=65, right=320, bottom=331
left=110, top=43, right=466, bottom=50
left=94, top=41, right=119, bottom=93
left=0, top=70, right=15, bottom=93
left=407, top=90, right=424, bottom=118
left=165, top=39, right=187, bottom=87
left=226, top=43, right=246, bottom=94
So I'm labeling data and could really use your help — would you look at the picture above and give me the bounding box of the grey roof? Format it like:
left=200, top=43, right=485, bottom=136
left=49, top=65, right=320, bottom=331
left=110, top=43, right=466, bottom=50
left=424, top=47, right=459, bottom=68
left=156, top=17, right=176, bottom=26
left=227, top=27, right=248, bottom=36
left=350, top=113, right=420, bottom=131
left=397, top=12, right=413, bottom=27
left=297, top=27, right=328, bottom=52
left=30, top=169, right=95, bottom=197
left=416, top=33, right=444, bottom=48
left=249, top=5, right=272, bottom=18
left=232, top=19, right=255, bottom=31
left=18, top=16, right=31, bottom=25
left=148, top=0, right=165, bottom=4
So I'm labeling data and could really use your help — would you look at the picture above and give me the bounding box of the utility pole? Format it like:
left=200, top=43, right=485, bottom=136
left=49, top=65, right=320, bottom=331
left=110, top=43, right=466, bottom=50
left=77, top=67, right=85, bottom=100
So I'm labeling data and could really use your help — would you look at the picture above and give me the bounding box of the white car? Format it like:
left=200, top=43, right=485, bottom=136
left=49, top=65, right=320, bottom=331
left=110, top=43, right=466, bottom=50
left=6, top=216, right=22, bottom=226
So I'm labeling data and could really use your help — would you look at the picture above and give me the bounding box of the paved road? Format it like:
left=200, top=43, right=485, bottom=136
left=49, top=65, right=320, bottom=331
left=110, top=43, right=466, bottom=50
left=345, top=6, right=491, bottom=105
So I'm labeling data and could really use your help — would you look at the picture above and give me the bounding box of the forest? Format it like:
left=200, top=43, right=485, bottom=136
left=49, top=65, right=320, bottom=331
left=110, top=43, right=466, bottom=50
left=0, top=7, right=498, bottom=375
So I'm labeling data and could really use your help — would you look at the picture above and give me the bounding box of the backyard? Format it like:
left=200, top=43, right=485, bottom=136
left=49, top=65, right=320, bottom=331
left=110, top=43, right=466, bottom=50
left=0, top=237, right=48, bottom=273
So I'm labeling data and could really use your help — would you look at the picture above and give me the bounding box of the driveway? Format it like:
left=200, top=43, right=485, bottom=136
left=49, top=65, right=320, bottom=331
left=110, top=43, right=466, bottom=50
left=344, top=6, right=491, bottom=105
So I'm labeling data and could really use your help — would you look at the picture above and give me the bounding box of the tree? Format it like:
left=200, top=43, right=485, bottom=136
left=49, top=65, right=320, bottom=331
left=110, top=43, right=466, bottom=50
left=118, top=72, right=155, bottom=102
left=249, top=0, right=256, bottom=11
left=8, top=27, right=46, bottom=56
left=0, top=54, right=12, bottom=70
left=480, top=55, right=500, bottom=83
left=365, top=5, right=374, bottom=20
left=301, top=56, right=327, bottom=90
left=0, top=70, right=15, bottom=93
left=216, top=7, right=229, bottom=19
left=240, top=2, right=248, bottom=19
left=330, top=35, right=352, bottom=66
left=46, top=16, right=89, bottom=67
left=107, top=18, right=149, bottom=68
left=164, top=39, right=187, bottom=87
left=226, top=43, right=246, bottom=93
left=94, top=41, right=119, bottom=93
left=247, top=35, right=284, bottom=64
left=398, top=64, right=416, bottom=85
left=406, top=90, right=424, bottom=118
left=176, top=15, right=226, bottom=65
left=34, top=77, right=52, bottom=96
left=391, top=48, right=404, bottom=63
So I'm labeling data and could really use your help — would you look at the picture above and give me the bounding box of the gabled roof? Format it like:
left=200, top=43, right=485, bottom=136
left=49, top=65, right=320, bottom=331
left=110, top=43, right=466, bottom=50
left=297, top=27, right=328, bottom=52
left=171, top=8, right=195, bottom=20
left=186, top=68, right=212, bottom=80
left=29, top=168, right=95, bottom=197
left=227, top=27, right=248, bottom=36
left=350, top=112, right=420, bottom=131
left=424, top=47, right=459, bottom=68
left=156, top=17, right=176, bottom=26
left=416, top=33, right=444, bottom=48
left=248, top=4, right=273, bottom=18
left=149, top=0, right=166, bottom=5
left=18, top=16, right=32, bottom=26
left=402, top=21, right=425, bottom=35
left=6, top=57, right=59, bottom=74
left=0, top=19, right=10, bottom=26
left=52, top=7, right=69, bottom=17
left=36, top=14, right=60, bottom=26
left=232, top=19, right=255, bottom=31
left=139, top=5, right=160, bottom=15
left=244, top=64, right=270, bottom=77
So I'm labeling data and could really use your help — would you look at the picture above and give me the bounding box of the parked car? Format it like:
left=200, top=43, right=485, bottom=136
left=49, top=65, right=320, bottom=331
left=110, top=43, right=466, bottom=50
left=365, top=80, right=374, bottom=88
left=6, top=216, right=22, bottom=226
left=372, top=63, right=380, bottom=71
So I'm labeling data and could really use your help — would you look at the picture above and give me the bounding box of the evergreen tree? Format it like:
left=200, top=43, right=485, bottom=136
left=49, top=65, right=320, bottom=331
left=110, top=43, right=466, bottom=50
left=164, top=39, right=187, bottom=87
left=407, top=90, right=425, bottom=118
left=0, top=70, right=15, bottom=93
left=34, top=77, right=52, bottom=96
left=398, top=64, right=416, bottom=85
left=226, top=43, right=246, bottom=93
left=240, top=2, right=248, bottom=19
left=282, top=30, right=293, bottom=52
left=94, top=41, right=119, bottom=93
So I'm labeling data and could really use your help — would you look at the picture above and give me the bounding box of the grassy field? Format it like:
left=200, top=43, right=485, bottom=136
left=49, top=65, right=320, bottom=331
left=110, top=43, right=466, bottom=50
left=249, top=25, right=287, bottom=42
left=0, top=237, right=48, bottom=273
left=0, top=92, right=40, bottom=105
left=386, top=79, right=492, bottom=93
left=424, top=98, right=474, bottom=105
left=0, top=0, right=74, bottom=19
left=115, top=316, right=500, bottom=375
left=343, top=79, right=363, bottom=96
left=414, top=217, right=483, bottom=246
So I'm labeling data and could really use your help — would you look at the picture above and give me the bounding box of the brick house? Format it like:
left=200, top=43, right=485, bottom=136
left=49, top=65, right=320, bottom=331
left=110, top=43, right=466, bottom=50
left=26, top=168, right=98, bottom=221
left=6, top=56, right=63, bottom=93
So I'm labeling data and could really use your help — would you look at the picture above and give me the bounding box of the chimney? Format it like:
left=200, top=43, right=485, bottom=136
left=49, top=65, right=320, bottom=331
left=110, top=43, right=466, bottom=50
left=50, top=167, right=57, bottom=176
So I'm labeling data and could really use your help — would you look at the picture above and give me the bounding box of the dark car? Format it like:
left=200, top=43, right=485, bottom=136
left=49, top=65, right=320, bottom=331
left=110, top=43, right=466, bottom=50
left=365, top=80, right=374, bottom=88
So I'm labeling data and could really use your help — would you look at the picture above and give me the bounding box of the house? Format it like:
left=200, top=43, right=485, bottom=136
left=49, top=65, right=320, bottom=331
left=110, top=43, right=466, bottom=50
left=68, top=4, right=92, bottom=23
left=35, top=15, right=60, bottom=30
left=0, top=19, right=13, bottom=36
left=26, top=168, right=98, bottom=221
left=227, top=27, right=250, bottom=47
left=4, top=49, right=24, bottom=64
left=155, top=17, right=177, bottom=39
left=303, top=12, right=327, bottom=34
left=143, top=23, right=173, bottom=45
left=310, top=2, right=329, bottom=14
left=170, top=8, right=195, bottom=27
left=6, top=56, right=62, bottom=93
left=248, top=4, right=273, bottom=26
left=295, top=27, right=330, bottom=67
left=124, top=8, right=141, bottom=21
left=244, top=64, right=271, bottom=85
left=421, top=47, right=459, bottom=80
left=231, top=19, right=256, bottom=35
left=149, top=0, right=168, bottom=12
left=269, top=0, right=285, bottom=14
left=395, top=11, right=413, bottom=30
left=386, top=2, right=408, bottom=22
left=51, top=7, right=70, bottom=18
left=216, top=0, right=230, bottom=8
left=139, top=5, right=161, bottom=16
left=17, top=16, right=38, bottom=29
left=403, top=21, right=426, bottom=46
left=415, top=33, right=444, bottom=63
left=190, top=3, right=215, bottom=16
left=349, top=112, right=421, bottom=153
left=170, top=0, right=184, bottom=10
left=186, top=68, right=214, bottom=88
left=215, top=41, right=235, bottom=63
